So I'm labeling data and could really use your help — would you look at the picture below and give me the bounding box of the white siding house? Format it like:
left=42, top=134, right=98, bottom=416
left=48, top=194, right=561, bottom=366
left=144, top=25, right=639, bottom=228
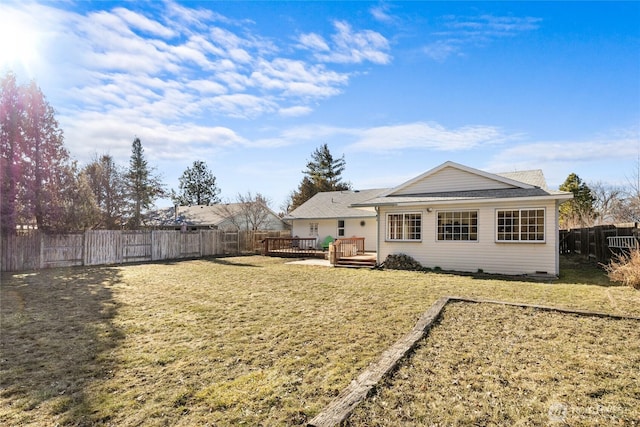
left=285, top=189, right=385, bottom=252
left=352, top=161, right=573, bottom=276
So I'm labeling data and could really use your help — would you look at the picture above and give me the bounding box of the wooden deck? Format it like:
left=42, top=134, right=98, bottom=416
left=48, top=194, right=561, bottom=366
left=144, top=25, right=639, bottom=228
left=262, top=237, right=326, bottom=258
left=262, top=237, right=377, bottom=267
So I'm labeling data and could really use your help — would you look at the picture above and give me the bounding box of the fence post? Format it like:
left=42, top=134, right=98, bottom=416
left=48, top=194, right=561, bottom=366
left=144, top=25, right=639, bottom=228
left=39, top=231, right=45, bottom=270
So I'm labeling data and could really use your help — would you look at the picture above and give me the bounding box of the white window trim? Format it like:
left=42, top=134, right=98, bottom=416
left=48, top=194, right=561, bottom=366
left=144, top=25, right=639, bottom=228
left=436, top=209, right=479, bottom=242
left=337, top=219, right=345, bottom=237
left=386, top=212, right=422, bottom=242
left=495, top=208, right=546, bottom=243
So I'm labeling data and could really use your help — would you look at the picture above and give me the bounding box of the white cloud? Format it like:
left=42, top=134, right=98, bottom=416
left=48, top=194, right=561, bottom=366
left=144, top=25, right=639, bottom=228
left=485, top=128, right=640, bottom=186
left=207, top=94, right=277, bottom=118
left=5, top=1, right=383, bottom=129
left=347, top=122, right=510, bottom=152
left=299, top=20, right=391, bottom=65
left=249, top=121, right=510, bottom=153
left=370, top=4, right=396, bottom=24
left=423, top=14, right=541, bottom=61
left=112, top=7, right=176, bottom=39
left=278, top=106, right=313, bottom=117
left=298, top=33, right=330, bottom=52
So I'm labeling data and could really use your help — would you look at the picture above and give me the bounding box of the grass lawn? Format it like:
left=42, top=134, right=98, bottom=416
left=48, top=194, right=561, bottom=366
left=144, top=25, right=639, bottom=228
left=1, top=255, right=639, bottom=426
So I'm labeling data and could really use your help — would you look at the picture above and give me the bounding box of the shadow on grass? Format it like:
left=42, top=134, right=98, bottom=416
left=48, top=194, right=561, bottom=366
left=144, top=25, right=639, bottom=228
left=202, top=255, right=263, bottom=268
left=0, top=266, right=124, bottom=425
left=556, top=254, right=617, bottom=287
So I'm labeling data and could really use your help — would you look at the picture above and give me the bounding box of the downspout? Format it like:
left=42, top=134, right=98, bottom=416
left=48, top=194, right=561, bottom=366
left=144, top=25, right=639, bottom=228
left=375, top=206, right=381, bottom=265
left=555, top=200, right=560, bottom=276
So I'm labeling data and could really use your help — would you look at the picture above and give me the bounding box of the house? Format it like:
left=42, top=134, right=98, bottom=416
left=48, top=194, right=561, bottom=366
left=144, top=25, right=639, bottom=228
left=285, top=188, right=387, bottom=251
left=145, top=203, right=289, bottom=231
left=288, top=161, right=573, bottom=276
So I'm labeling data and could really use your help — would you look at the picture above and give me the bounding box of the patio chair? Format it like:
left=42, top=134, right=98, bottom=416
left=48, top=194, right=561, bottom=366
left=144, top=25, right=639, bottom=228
left=321, top=235, right=334, bottom=251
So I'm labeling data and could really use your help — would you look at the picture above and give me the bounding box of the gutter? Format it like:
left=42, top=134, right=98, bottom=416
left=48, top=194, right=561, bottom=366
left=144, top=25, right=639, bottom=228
left=352, top=193, right=574, bottom=209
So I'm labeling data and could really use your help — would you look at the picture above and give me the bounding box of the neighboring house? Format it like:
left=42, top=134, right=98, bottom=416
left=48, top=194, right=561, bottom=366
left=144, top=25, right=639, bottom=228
left=287, top=161, right=572, bottom=276
left=285, top=188, right=386, bottom=251
left=146, top=203, right=289, bottom=231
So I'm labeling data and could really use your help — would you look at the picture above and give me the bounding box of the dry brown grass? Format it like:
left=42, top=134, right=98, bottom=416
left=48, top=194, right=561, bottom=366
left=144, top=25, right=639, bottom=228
left=346, top=302, right=640, bottom=426
left=605, top=249, right=640, bottom=289
left=1, top=255, right=639, bottom=426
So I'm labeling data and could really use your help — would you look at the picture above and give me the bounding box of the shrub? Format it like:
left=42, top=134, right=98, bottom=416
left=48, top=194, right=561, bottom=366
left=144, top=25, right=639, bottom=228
left=605, top=249, right=640, bottom=290
left=382, top=253, right=423, bottom=271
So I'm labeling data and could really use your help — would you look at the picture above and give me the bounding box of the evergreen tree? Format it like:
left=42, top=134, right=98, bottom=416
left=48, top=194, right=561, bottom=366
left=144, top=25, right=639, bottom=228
left=56, top=161, right=101, bottom=232
left=0, top=72, right=73, bottom=233
left=125, top=137, right=166, bottom=229
left=22, top=81, right=69, bottom=231
left=172, top=160, right=221, bottom=206
left=559, top=173, right=596, bottom=228
left=0, top=72, right=23, bottom=234
left=289, top=144, right=351, bottom=211
left=84, top=154, right=127, bottom=228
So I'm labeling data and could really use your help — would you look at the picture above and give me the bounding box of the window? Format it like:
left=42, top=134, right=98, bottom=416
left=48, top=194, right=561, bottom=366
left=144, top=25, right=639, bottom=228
left=309, top=222, right=318, bottom=236
left=437, top=211, right=478, bottom=241
left=496, top=209, right=545, bottom=242
left=337, top=220, right=345, bottom=237
left=387, top=213, right=422, bottom=241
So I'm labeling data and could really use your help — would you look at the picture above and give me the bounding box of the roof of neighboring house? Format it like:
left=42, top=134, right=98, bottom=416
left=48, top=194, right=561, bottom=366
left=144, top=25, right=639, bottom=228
left=146, top=203, right=285, bottom=227
left=285, top=188, right=387, bottom=220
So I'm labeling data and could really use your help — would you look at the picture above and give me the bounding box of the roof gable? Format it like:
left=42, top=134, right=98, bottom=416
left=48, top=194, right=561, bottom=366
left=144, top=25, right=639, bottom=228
left=386, top=161, right=535, bottom=196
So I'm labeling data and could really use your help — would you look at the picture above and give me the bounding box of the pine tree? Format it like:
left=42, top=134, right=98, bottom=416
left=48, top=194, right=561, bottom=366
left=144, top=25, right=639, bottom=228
left=125, top=137, right=166, bottom=229
left=1, top=72, right=72, bottom=233
left=172, top=160, right=221, bottom=206
left=559, top=173, right=596, bottom=228
left=0, top=72, right=23, bottom=234
left=288, top=144, right=351, bottom=211
left=84, top=154, right=127, bottom=228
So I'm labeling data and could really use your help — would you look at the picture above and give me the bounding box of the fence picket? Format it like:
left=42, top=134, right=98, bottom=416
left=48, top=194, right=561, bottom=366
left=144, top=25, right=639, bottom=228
left=559, top=223, right=639, bottom=263
left=1, top=229, right=292, bottom=272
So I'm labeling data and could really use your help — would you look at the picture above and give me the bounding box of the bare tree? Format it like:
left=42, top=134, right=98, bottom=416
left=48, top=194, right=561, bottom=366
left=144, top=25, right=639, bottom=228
left=622, top=155, right=640, bottom=222
left=224, top=192, right=274, bottom=231
left=589, top=181, right=625, bottom=224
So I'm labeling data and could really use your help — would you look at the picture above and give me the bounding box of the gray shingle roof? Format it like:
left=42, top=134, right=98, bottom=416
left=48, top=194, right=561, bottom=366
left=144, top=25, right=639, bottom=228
left=285, top=188, right=387, bottom=219
left=497, top=170, right=548, bottom=190
left=146, top=203, right=285, bottom=228
left=286, top=166, right=571, bottom=216
left=352, top=187, right=571, bottom=207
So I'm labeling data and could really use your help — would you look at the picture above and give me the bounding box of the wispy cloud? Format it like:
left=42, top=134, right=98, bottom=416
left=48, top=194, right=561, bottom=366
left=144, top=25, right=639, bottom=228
left=298, top=20, right=391, bottom=64
left=485, top=127, right=640, bottom=186
left=2, top=1, right=393, bottom=164
left=251, top=121, right=512, bottom=151
left=347, top=122, right=512, bottom=152
left=423, top=14, right=541, bottom=61
left=370, top=3, right=397, bottom=24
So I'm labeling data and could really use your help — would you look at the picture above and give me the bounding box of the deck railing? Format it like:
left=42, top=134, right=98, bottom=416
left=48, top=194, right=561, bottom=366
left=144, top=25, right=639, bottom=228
left=262, top=237, right=321, bottom=257
left=329, top=237, right=365, bottom=264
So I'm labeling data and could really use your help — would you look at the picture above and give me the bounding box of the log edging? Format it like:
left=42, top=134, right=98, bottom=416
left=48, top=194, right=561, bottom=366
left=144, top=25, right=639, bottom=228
left=307, top=296, right=640, bottom=427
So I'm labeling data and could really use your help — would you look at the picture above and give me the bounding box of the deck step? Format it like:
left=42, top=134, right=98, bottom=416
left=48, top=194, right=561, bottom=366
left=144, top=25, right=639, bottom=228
left=335, top=259, right=377, bottom=268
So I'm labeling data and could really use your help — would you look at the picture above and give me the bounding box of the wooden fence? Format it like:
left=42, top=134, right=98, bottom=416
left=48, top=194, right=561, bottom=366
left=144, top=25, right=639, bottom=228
left=1, top=229, right=292, bottom=272
left=559, top=223, right=639, bottom=264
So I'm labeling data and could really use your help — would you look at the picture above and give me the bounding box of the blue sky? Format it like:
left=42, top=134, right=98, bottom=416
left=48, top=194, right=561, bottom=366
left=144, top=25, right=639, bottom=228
left=1, top=1, right=638, bottom=211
